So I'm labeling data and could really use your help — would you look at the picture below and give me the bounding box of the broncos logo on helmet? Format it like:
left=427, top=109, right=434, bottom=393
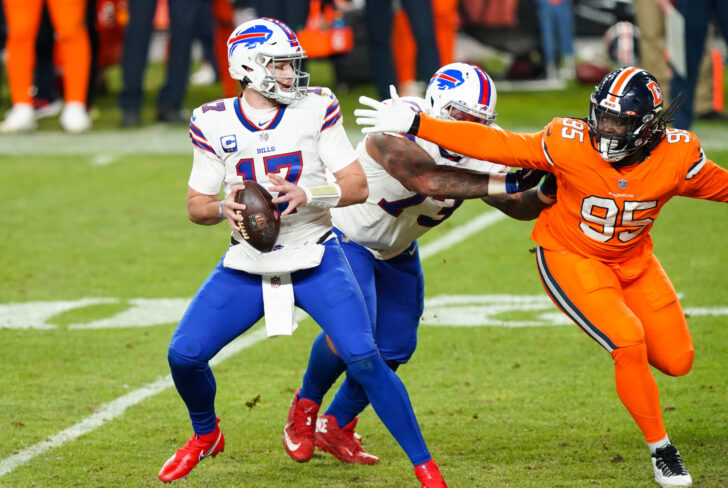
left=228, top=25, right=274, bottom=56
left=429, top=69, right=466, bottom=90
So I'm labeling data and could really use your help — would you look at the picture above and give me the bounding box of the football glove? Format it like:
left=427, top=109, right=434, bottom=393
left=537, top=172, right=557, bottom=204
left=355, top=85, right=417, bottom=134
left=504, top=169, right=547, bottom=194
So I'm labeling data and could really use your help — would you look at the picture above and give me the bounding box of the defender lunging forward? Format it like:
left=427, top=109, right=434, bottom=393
left=356, top=66, right=728, bottom=487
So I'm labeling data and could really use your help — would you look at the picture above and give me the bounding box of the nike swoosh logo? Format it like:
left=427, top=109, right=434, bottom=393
left=283, top=428, right=302, bottom=451
left=198, top=431, right=222, bottom=461
left=258, top=119, right=272, bottom=127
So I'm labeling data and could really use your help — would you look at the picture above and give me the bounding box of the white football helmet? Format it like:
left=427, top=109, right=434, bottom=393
left=227, top=17, right=310, bottom=104
left=425, top=62, right=497, bottom=125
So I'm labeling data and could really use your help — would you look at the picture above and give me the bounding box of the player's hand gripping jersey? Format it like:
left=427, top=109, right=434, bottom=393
left=333, top=97, right=508, bottom=260
left=416, top=115, right=728, bottom=264
left=187, top=87, right=356, bottom=269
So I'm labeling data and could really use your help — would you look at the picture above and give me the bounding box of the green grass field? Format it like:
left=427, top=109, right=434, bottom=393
left=1, top=60, right=727, bottom=488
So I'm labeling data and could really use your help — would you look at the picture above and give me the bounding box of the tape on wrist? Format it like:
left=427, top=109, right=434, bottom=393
left=303, top=183, right=342, bottom=208
left=218, top=200, right=224, bottom=218
left=488, top=174, right=507, bottom=195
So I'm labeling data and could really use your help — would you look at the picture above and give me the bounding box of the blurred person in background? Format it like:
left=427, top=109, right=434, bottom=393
left=118, top=0, right=205, bottom=127
left=670, top=0, right=728, bottom=129
left=392, top=0, right=458, bottom=96
left=0, top=0, right=91, bottom=133
left=634, top=0, right=724, bottom=125
left=365, top=0, right=440, bottom=99
left=534, top=0, right=575, bottom=81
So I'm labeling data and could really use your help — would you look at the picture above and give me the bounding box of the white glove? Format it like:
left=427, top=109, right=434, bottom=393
left=355, top=85, right=417, bottom=134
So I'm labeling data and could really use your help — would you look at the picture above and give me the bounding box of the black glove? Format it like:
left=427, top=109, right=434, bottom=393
left=504, top=169, right=547, bottom=194
left=537, top=172, right=557, bottom=203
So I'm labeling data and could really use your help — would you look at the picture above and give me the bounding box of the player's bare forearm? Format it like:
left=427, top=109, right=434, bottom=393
left=482, top=188, right=550, bottom=221
left=368, top=133, right=491, bottom=198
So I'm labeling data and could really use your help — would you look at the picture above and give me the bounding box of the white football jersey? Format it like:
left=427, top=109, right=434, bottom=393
left=331, top=97, right=507, bottom=259
left=188, top=87, right=357, bottom=248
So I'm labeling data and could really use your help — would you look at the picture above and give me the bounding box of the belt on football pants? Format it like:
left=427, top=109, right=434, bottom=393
left=230, top=229, right=333, bottom=247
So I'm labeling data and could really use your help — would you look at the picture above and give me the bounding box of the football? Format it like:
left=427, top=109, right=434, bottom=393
left=234, top=181, right=281, bottom=253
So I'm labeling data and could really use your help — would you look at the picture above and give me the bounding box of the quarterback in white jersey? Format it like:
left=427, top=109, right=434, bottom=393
left=160, top=18, right=449, bottom=488
left=293, top=64, right=556, bottom=466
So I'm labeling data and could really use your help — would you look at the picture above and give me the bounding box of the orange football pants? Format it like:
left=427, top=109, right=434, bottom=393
left=3, top=0, right=90, bottom=105
left=392, top=0, right=458, bottom=85
left=535, top=246, right=694, bottom=443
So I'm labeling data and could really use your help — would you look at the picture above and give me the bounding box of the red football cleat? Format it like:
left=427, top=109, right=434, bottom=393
left=282, top=389, right=319, bottom=462
left=158, top=419, right=225, bottom=483
left=314, top=415, right=379, bottom=465
left=414, top=459, right=448, bottom=488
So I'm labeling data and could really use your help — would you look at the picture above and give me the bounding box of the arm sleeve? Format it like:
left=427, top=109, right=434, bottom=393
left=416, top=113, right=553, bottom=171
left=318, top=122, right=358, bottom=174
left=188, top=147, right=225, bottom=195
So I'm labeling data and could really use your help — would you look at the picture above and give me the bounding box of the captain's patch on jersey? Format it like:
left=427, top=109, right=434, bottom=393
left=221, top=135, right=238, bottom=153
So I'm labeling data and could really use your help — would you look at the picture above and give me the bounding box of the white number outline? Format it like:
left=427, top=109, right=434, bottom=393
left=579, top=197, right=657, bottom=243
left=561, top=118, right=585, bottom=142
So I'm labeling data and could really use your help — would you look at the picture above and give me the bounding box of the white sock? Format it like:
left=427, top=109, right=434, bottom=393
left=648, top=435, right=670, bottom=454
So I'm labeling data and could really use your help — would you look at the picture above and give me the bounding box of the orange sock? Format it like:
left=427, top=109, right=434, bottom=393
left=611, top=344, right=666, bottom=443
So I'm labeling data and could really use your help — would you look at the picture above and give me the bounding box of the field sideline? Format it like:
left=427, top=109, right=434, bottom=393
left=1, top=64, right=727, bottom=487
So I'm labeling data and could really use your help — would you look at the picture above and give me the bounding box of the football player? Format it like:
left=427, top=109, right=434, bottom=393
left=158, top=18, right=448, bottom=487
left=284, top=63, right=555, bottom=466
left=356, top=66, right=728, bottom=488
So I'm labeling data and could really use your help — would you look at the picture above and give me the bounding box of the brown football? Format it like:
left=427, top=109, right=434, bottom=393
left=234, top=181, right=281, bottom=253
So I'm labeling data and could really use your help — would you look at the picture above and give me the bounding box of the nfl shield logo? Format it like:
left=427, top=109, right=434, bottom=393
left=618, top=179, right=628, bottom=189
left=271, top=276, right=281, bottom=288
left=259, top=132, right=269, bottom=142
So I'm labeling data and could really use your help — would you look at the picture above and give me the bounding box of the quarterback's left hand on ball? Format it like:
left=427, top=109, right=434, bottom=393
left=355, top=85, right=417, bottom=134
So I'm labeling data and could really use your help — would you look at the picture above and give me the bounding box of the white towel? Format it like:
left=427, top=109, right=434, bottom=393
left=262, top=273, right=298, bottom=337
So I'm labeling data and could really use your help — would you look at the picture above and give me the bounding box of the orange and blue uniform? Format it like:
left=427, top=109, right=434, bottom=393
left=415, top=112, right=728, bottom=443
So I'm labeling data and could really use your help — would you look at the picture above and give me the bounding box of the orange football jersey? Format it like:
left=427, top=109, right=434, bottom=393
left=417, top=113, right=728, bottom=263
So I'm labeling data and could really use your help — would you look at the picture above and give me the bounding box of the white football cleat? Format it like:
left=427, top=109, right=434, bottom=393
left=60, top=102, right=91, bottom=133
left=0, top=103, right=37, bottom=133
left=652, top=444, right=692, bottom=487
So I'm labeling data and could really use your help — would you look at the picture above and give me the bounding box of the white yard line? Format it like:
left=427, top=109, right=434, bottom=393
left=0, top=209, right=504, bottom=476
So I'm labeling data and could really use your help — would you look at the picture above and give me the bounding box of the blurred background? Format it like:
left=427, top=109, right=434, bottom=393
left=0, top=0, right=726, bottom=136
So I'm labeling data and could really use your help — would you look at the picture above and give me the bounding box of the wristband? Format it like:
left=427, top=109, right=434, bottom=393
left=487, top=174, right=507, bottom=195
left=302, top=183, right=342, bottom=208
left=218, top=200, right=224, bottom=218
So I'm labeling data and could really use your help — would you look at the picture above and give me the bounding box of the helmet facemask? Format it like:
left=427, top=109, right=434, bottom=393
left=588, top=97, right=661, bottom=163
left=238, top=53, right=309, bottom=104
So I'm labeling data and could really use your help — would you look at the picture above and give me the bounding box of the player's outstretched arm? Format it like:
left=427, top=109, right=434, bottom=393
left=482, top=173, right=557, bottom=220
left=368, top=134, right=543, bottom=199
left=332, top=160, right=369, bottom=207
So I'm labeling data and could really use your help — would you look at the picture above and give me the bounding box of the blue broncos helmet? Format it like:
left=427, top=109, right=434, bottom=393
left=227, top=18, right=310, bottom=104
left=425, top=63, right=497, bottom=125
left=588, top=66, right=664, bottom=162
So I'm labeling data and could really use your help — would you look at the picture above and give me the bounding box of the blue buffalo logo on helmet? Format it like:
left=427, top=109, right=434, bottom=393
left=429, top=69, right=466, bottom=90
left=228, top=24, right=274, bottom=56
